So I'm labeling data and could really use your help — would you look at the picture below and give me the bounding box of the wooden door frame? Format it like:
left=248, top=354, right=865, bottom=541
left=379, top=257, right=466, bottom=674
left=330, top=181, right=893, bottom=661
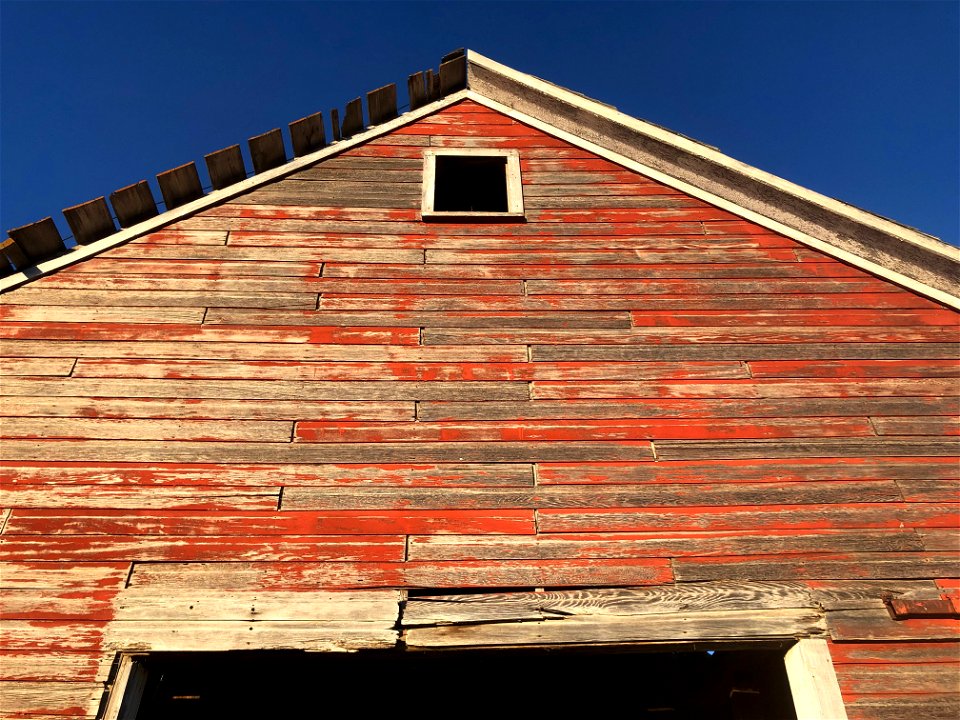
left=100, top=637, right=846, bottom=720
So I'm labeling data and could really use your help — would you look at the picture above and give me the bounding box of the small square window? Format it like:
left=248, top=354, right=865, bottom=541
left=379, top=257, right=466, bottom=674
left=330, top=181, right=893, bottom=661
left=421, top=149, right=524, bottom=220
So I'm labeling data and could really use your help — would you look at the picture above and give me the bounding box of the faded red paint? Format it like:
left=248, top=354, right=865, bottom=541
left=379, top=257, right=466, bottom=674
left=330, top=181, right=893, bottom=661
left=1, top=97, right=958, bottom=715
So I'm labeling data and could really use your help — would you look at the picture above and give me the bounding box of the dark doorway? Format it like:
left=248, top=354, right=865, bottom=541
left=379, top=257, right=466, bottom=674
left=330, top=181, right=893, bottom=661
left=129, top=646, right=798, bottom=719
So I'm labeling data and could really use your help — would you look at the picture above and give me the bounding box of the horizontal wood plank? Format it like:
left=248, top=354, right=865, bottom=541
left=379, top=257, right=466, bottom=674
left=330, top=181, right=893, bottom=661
left=0, top=462, right=534, bottom=488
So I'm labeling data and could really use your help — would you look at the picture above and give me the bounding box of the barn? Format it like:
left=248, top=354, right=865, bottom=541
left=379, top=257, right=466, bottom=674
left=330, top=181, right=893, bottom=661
left=1, top=49, right=958, bottom=719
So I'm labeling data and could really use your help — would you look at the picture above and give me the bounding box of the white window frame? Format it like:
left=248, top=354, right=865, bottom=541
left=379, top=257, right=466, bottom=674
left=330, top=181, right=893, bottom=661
left=421, top=148, right=524, bottom=220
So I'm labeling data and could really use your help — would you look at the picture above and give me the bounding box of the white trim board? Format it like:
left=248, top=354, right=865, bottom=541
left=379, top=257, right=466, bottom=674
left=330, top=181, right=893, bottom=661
left=466, top=50, right=960, bottom=305
left=465, top=91, right=960, bottom=310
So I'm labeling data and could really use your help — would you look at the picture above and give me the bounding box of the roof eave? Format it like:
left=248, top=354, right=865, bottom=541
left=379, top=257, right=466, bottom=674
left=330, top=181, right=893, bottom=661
left=465, top=50, right=960, bottom=304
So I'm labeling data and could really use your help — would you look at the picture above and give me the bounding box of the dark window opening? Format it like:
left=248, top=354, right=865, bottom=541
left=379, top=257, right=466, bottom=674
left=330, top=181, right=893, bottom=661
left=128, top=646, right=798, bottom=719
left=433, top=155, right=508, bottom=212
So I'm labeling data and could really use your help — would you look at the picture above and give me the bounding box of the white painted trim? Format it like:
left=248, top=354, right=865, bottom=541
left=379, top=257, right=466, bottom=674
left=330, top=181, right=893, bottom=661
left=464, top=91, right=960, bottom=309
left=0, top=90, right=470, bottom=294
left=784, top=639, right=849, bottom=720
left=467, top=50, right=951, bottom=258
left=100, top=653, right=148, bottom=720
left=421, top=148, right=524, bottom=218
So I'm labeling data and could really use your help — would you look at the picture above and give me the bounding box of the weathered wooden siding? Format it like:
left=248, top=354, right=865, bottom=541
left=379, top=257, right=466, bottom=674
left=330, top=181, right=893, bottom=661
left=1, top=100, right=958, bottom=717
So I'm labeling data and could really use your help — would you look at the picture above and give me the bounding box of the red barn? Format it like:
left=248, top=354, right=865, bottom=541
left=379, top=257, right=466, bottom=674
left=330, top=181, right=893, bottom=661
left=1, top=50, right=958, bottom=718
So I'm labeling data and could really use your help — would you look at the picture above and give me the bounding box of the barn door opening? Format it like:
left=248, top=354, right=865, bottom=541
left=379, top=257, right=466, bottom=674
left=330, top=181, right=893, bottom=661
left=108, top=644, right=801, bottom=719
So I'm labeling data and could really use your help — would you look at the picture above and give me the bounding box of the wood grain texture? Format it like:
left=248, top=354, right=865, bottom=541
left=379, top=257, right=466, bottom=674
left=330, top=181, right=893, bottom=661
left=829, top=641, right=960, bottom=664
left=538, top=503, right=958, bottom=533
left=281, top=480, right=901, bottom=510
left=404, top=608, right=826, bottom=648
left=400, top=582, right=929, bottom=625
left=0, top=440, right=655, bottom=463
left=127, top=558, right=674, bottom=590
left=2, top=99, right=958, bottom=703
left=828, top=604, right=960, bottom=640
left=0, top=487, right=281, bottom=510
left=1, top=378, right=530, bottom=401
left=843, top=695, right=960, bottom=720
left=406, top=529, right=921, bottom=561
left=4, top=509, right=536, bottom=536
left=0, top=681, right=102, bottom=717
left=1, top=462, right=534, bottom=488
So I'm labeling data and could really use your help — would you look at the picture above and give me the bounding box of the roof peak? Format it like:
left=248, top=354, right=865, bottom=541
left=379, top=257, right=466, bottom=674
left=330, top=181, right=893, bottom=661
left=2, top=50, right=957, bottom=306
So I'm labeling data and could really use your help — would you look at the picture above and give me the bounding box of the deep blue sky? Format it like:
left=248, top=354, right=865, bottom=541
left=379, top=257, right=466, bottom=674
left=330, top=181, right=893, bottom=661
left=2, top=1, right=958, bottom=245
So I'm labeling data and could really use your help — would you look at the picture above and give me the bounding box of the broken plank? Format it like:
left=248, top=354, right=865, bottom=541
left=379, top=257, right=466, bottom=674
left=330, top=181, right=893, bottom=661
left=404, top=608, right=825, bottom=648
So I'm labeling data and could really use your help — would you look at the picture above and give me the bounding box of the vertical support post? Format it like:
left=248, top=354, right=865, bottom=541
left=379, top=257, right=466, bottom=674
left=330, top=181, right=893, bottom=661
left=784, top=638, right=848, bottom=720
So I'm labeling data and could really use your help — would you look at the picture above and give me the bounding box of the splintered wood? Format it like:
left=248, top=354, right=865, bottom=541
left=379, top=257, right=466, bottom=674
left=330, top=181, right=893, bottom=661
left=1, top=99, right=958, bottom=719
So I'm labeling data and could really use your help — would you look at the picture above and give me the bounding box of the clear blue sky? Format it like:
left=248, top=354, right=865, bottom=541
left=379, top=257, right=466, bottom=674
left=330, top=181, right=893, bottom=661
left=2, top=1, right=958, bottom=245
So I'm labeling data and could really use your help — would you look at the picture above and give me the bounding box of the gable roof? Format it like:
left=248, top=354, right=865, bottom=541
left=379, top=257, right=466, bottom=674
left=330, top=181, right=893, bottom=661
left=2, top=49, right=958, bottom=307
